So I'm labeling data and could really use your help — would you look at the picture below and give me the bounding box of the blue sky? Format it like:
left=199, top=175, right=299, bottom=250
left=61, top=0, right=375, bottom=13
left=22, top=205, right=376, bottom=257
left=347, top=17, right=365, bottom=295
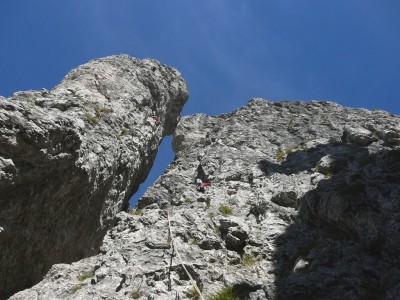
left=1, top=1, right=399, bottom=206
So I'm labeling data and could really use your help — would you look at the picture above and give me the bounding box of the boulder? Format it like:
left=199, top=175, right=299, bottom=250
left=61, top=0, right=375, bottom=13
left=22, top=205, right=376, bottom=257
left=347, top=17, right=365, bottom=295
left=341, top=126, right=376, bottom=146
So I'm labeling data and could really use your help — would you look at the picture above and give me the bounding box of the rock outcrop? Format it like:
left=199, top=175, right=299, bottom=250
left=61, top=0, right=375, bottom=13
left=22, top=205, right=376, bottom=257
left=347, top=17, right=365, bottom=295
left=9, top=99, right=400, bottom=299
left=0, top=55, right=188, bottom=299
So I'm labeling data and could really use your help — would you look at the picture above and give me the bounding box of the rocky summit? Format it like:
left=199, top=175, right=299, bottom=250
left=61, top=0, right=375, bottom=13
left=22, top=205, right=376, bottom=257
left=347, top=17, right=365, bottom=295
left=10, top=98, right=400, bottom=300
left=0, top=55, right=188, bottom=299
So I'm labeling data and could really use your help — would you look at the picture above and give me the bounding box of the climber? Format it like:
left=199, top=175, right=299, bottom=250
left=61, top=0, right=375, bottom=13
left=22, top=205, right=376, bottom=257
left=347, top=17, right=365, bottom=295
left=195, top=178, right=204, bottom=192
left=195, top=178, right=210, bottom=193
left=151, top=115, right=161, bottom=125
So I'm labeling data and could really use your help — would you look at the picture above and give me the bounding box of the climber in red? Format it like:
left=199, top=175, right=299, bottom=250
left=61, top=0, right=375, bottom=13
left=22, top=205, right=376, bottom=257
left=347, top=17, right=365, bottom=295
left=195, top=178, right=211, bottom=193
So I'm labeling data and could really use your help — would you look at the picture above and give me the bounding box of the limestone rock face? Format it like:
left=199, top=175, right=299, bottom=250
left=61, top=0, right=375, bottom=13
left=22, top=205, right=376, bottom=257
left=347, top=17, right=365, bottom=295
left=10, top=99, right=400, bottom=300
left=0, top=55, right=188, bottom=299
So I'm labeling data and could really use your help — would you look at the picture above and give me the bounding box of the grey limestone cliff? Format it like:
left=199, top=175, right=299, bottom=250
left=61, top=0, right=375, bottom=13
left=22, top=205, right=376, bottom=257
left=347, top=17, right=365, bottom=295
left=9, top=99, right=400, bottom=300
left=0, top=55, right=188, bottom=299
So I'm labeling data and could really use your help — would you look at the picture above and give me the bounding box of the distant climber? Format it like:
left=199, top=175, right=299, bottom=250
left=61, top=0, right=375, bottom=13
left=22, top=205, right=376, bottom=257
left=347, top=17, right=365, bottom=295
left=150, top=115, right=161, bottom=126
left=195, top=178, right=210, bottom=193
left=248, top=172, right=254, bottom=185
left=194, top=164, right=211, bottom=192
left=195, top=178, right=204, bottom=192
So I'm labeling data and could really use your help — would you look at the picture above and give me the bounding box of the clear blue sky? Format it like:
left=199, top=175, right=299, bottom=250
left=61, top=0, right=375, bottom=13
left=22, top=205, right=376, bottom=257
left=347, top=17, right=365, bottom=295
left=1, top=1, right=399, bottom=206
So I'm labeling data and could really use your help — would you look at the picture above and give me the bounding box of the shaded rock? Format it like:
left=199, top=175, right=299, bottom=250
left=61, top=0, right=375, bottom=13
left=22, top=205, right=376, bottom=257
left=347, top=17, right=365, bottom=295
left=270, top=191, right=297, bottom=208
left=225, top=226, right=249, bottom=252
left=199, top=236, right=223, bottom=250
left=249, top=289, right=267, bottom=300
left=382, top=129, right=400, bottom=146
left=145, top=240, right=171, bottom=249
left=293, top=257, right=309, bottom=272
left=342, top=126, right=376, bottom=145
left=316, top=154, right=335, bottom=175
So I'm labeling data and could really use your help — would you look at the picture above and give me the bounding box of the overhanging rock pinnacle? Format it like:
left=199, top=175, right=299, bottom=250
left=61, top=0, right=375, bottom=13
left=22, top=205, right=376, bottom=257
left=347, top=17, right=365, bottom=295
left=0, top=54, right=188, bottom=299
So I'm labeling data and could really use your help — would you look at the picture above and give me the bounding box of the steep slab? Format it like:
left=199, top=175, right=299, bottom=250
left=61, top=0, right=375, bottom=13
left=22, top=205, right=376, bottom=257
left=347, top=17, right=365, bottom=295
left=0, top=55, right=188, bottom=298
left=11, top=100, right=400, bottom=299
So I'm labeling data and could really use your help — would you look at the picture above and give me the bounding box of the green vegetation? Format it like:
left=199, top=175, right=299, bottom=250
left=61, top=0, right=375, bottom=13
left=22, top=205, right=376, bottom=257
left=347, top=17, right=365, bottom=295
left=285, top=145, right=298, bottom=155
left=84, top=113, right=99, bottom=124
left=278, top=144, right=309, bottom=161
left=78, top=271, right=93, bottom=281
left=117, top=116, right=124, bottom=124
left=71, top=283, right=84, bottom=294
left=219, top=204, right=233, bottom=216
left=129, top=208, right=142, bottom=216
left=242, top=254, right=256, bottom=267
left=286, top=144, right=309, bottom=154
left=214, top=226, right=221, bottom=235
left=190, top=237, right=200, bottom=245
left=287, top=118, right=294, bottom=129
left=94, top=105, right=113, bottom=117
left=100, top=107, right=113, bottom=113
left=130, top=288, right=144, bottom=299
left=276, top=150, right=285, bottom=161
left=121, top=127, right=129, bottom=135
left=315, top=164, right=333, bottom=178
left=207, top=286, right=237, bottom=300
left=188, top=286, right=201, bottom=299
left=300, top=144, right=310, bottom=152
left=70, top=271, right=94, bottom=293
left=83, top=105, right=113, bottom=125
left=208, top=211, right=215, bottom=219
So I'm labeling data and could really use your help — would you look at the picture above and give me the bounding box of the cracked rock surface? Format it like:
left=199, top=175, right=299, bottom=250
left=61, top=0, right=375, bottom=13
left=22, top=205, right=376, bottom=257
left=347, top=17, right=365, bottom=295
left=0, top=55, right=188, bottom=299
left=10, top=99, right=400, bottom=300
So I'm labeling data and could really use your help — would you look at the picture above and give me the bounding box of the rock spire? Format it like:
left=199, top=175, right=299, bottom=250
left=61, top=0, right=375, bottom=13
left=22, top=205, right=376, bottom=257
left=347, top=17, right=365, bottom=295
left=0, top=55, right=188, bottom=299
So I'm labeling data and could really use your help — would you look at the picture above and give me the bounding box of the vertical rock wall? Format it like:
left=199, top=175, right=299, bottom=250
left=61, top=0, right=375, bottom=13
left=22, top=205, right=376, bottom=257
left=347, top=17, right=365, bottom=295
left=8, top=100, right=400, bottom=299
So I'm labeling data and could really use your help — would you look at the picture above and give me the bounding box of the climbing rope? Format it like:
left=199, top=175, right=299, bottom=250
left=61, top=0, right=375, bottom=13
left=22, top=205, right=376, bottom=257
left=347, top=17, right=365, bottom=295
left=167, top=210, right=206, bottom=300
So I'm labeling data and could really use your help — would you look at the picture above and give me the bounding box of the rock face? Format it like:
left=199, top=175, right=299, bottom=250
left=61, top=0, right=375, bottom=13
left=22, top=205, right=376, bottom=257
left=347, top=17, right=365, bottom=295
left=10, top=99, right=400, bottom=300
left=0, top=55, right=188, bottom=299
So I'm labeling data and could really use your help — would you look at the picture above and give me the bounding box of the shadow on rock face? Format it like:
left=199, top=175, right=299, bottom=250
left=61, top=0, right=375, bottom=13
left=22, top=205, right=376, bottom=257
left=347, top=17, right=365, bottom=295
left=257, top=140, right=359, bottom=177
left=263, top=141, right=400, bottom=299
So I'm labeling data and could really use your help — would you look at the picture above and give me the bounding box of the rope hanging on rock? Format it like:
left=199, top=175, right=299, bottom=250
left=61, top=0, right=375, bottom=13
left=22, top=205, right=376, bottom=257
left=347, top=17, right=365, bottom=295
left=167, top=210, right=205, bottom=300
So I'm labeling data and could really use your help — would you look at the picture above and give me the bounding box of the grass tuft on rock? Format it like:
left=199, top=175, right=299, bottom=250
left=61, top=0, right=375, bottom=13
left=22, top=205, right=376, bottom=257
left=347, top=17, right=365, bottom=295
left=207, top=286, right=237, bottom=300
left=84, top=113, right=99, bottom=124
left=78, top=271, right=93, bottom=281
left=130, top=287, right=144, bottom=299
left=187, top=286, right=201, bottom=299
left=71, top=283, right=84, bottom=294
left=129, top=208, right=142, bottom=216
left=242, top=254, right=256, bottom=267
left=276, top=150, right=285, bottom=161
left=219, top=204, right=233, bottom=216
